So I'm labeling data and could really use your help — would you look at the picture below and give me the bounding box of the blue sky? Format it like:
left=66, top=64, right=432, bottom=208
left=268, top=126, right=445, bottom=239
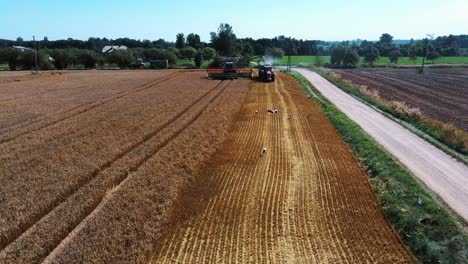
left=1, top=0, right=467, bottom=41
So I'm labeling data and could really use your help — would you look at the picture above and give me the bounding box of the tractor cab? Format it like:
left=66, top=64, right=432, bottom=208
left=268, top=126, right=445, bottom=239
left=258, top=64, right=275, bottom=82
left=223, top=62, right=238, bottom=73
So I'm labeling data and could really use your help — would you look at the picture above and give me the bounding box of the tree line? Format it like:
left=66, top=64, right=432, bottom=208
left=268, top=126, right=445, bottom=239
left=1, top=24, right=467, bottom=70
left=327, top=33, right=468, bottom=68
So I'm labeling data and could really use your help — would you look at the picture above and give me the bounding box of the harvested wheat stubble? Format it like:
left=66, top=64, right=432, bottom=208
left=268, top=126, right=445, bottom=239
left=0, top=70, right=249, bottom=263
left=334, top=68, right=468, bottom=131
left=149, top=73, right=414, bottom=263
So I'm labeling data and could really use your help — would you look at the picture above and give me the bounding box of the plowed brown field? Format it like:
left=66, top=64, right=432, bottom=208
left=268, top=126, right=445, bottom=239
left=149, top=73, right=414, bottom=263
left=334, top=68, right=468, bottom=131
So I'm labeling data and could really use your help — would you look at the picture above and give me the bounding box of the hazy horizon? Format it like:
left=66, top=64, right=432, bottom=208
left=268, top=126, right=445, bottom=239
left=2, top=0, right=467, bottom=42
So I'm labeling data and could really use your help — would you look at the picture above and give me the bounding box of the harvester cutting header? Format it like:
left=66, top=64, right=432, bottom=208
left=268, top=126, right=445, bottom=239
left=206, top=56, right=275, bottom=82
left=207, top=61, right=253, bottom=80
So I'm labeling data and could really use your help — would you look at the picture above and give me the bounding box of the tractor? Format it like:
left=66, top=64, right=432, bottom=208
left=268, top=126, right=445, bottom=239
left=129, top=58, right=145, bottom=69
left=258, top=64, right=275, bottom=82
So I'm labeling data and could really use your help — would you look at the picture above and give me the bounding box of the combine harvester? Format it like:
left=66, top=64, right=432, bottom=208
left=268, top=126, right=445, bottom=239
left=207, top=62, right=252, bottom=80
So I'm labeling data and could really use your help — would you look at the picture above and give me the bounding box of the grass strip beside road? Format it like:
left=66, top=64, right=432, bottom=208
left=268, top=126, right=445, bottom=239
left=289, top=71, right=468, bottom=264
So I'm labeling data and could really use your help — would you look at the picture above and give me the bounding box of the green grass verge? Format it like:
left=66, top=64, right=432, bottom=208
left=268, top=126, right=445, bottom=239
left=277, top=56, right=468, bottom=66
left=289, top=71, right=468, bottom=264
left=313, top=67, right=468, bottom=158
left=0, top=64, right=9, bottom=70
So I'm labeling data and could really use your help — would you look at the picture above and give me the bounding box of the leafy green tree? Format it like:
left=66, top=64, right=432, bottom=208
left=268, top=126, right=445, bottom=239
left=187, top=33, right=201, bottom=49
left=331, top=46, right=359, bottom=67
left=179, top=47, right=197, bottom=61
left=16, top=50, right=52, bottom=70
left=208, top=55, right=223, bottom=68
left=167, top=47, right=179, bottom=58
left=210, top=23, right=237, bottom=56
left=265, top=47, right=284, bottom=59
left=408, top=47, right=417, bottom=64
left=426, top=50, right=440, bottom=64
left=17, top=51, right=36, bottom=70
left=241, top=42, right=255, bottom=57
left=176, top=33, right=185, bottom=49
left=107, top=50, right=133, bottom=69
left=330, top=46, right=346, bottom=66
left=343, top=48, right=360, bottom=67
left=194, top=51, right=203, bottom=68
left=314, top=55, right=324, bottom=67
left=389, top=49, right=402, bottom=64
left=379, top=33, right=394, bottom=45
left=376, top=33, right=394, bottom=56
left=51, top=49, right=74, bottom=69
left=0, top=48, right=20, bottom=70
left=78, top=50, right=103, bottom=69
left=363, top=47, right=380, bottom=65
left=16, top=37, right=24, bottom=45
left=38, top=50, right=54, bottom=70
left=202, top=47, right=217, bottom=60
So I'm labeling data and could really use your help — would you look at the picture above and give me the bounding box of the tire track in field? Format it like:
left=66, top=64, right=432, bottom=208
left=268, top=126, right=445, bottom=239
left=0, top=79, right=226, bottom=258
left=0, top=71, right=182, bottom=144
left=153, top=83, right=268, bottom=263
left=150, top=73, right=414, bottom=263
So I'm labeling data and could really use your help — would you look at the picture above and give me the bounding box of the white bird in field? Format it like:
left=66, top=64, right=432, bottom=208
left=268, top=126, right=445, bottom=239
left=261, top=147, right=267, bottom=156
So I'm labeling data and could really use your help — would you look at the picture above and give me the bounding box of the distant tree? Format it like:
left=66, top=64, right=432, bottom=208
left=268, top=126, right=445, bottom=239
left=42, top=36, right=49, bottom=49
left=16, top=50, right=52, bottom=70
left=241, top=42, right=255, bottom=57
left=163, top=50, right=178, bottom=67
left=389, top=49, right=402, bottom=64
left=16, top=37, right=24, bottom=45
left=179, top=47, right=197, bottom=61
left=17, top=51, right=36, bottom=70
left=51, top=49, right=74, bottom=69
left=408, top=47, right=417, bottom=64
left=379, top=33, right=394, bottom=45
left=330, top=46, right=346, bottom=66
left=167, top=47, right=179, bottom=58
left=194, top=51, right=203, bottom=68
left=426, top=50, right=440, bottom=64
left=0, top=48, right=20, bottom=70
left=314, top=55, right=324, bottom=67
left=202, top=47, right=217, bottom=60
left=343, top=48, right=360, bottom=67
left=210, top=23, right=237, bottom=56
left=176, top=33, right=185, bottom=49
left=186, top=33, right=201, bottom=49
left=376, top=33, right=394, bottom=57
left=363, top=46, right=380, bottom=65
left=78, top=50, right=103, bottom=69
left=265, top=47, right=284, bottom=59
left=107, top=50, right=133, bottom=69
left=208, top=55, right=223, bottom=68
left=331, top=46, right=359, bottom=67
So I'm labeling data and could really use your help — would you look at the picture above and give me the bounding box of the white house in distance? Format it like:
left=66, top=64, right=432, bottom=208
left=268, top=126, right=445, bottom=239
left=101, top=45, right=128, bottom=53
left=13, top=45, right=34, bottom=52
